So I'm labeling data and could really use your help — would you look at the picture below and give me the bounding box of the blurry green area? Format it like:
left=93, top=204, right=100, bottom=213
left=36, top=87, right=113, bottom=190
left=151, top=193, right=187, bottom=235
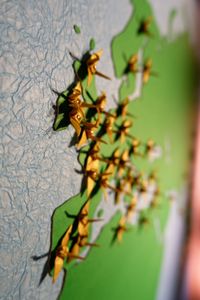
left=130, top=35, right=197, bottom=192
left=50, top=0, right=197, bottom=299
left=89, top=38, right=96, bottom=51
left=73, top=24, right=81, bottom=34
left=58, top=38, right=196, bottom=300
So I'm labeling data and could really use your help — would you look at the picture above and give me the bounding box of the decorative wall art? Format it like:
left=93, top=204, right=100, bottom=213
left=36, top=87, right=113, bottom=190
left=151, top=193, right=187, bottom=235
left=45, top=0, right=197, bottom=299
left=0, top=0, right=197, bottom=299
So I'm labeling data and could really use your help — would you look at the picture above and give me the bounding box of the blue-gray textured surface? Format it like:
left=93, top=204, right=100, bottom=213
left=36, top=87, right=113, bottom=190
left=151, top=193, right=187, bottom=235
left=0, top=1, right=131, bottom=299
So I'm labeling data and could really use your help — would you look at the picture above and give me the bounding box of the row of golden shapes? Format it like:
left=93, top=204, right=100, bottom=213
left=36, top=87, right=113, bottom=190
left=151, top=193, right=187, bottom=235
left=68, top=51, right=156, bottom=148
left=127, top=54, right=157, bottom=84
left=79, top=101, right=154, bottom=156
left=76, top=95, right=155, bottom=152
left=52, top=136, right=157, bottom=280
left=76, top=91, right=116, bottom=149
left=53, top=167, right=159, bottom=281
left=84, top=136, right=157, bottom=199
left=69, top=15, right=154, bottom=143
left=52, top=15, right=156, bottom=283
left=78, top=97, right=133, bottom=146
left=51, top=49, right=107, bottom=147
left=83, top=140, right=160, bottom=242
left=53, top=166, right=158, bottom=268
left=69, top=92, right=124, bottom=149
left=123, top=16, right=155, bottom=82
left=67, top=49, right=155, bottom=149
left=113, top=177, right=160, bottom=243
left=53, top=200, right=102, bottom=283
left=52, top=52, right=137, bottom=281
left=67, top=49, right=112, bottom=148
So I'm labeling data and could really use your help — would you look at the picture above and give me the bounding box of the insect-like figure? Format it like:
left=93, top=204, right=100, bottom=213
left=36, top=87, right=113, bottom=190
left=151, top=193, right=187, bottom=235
left=103, top=114, right=116, bottom=143
left=142, top=59, right=157, bottom=84
left=125, top=170, right=143, bottom=194
left=77, top=201, right=101, bottom=237
left=138, top=215, right=149, bottom=227
left=113, top=97, right=133, bottom=119
left=68, top=234, right=99, bottom=263
left=66, top=81, right=85, bottom=136
left=76, top=120, right=106, bottom=149
left=95, top=92, right=107, bottom=114
left=138, top=16, right=153, bottom=36
left=127, top=54, right=139, bottom=74
left=85, top=142, right=101, bottom=162
left=124, top=168, right=135, bottom=194
left=53, top=224, right=83, bottom=283
left=97, top=170, right=117, bottom=200
left=112, top=216, right=128, bottom=243
left=144, top=139, right=156, bottom=157
left=86, top=49, right=111, bottom=86
left=150, top=189, right=160, bottom=208
left=126, top=195, right=138, bottom=220
left=103, top=148, right=121, bottom=175
left=138, top=180, right=148, bottom=195
left=148, top=170, right=157, bottom=184
left=114, top=119, right=134, bottom=143
left=95, top=92, right=107, bottom=113
left=95, top=92, right=115, bottom=121
left=68, top=201, right=101, bottom=262
left=123, top=54, right=138, bottom=75
left=86, top=92, right=115, bottom=126
left=67, top=81, right=101, bottom=136
left=117, top=149, right=130, bottom=177
left=114, top=178, right=131, bottom=204
left=86, top=142, right=113, bottom=167
left=83, top=167, right=114, bottom=199
left=85, top=145, right=100, bottom=198
left=52, top=83, right=84, bottom=134
left=83, top=167, right=99, bottom=198
left=128, top=138, right=141, bottom=158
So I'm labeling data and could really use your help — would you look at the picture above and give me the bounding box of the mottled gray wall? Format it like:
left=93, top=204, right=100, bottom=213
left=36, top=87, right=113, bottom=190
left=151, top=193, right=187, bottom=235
left=0, top=1, right=131, bottom=299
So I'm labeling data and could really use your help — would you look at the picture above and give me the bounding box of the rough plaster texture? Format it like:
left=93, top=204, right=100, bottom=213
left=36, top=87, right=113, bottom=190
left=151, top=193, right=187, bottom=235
left=0, top=0, right=188, bottom=299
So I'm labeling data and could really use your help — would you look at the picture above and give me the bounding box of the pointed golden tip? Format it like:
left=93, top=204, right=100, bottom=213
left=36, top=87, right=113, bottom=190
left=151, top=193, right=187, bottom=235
left=96, top=49, right=103, bottom=58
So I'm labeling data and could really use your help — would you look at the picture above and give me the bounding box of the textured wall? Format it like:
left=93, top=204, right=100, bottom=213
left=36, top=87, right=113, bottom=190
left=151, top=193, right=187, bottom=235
left=0, top=0, right=188, bottom=299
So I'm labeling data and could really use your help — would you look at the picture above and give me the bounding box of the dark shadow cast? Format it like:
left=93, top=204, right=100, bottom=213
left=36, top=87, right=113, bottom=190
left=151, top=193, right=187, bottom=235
left=57, top=269, right=68, bottom=300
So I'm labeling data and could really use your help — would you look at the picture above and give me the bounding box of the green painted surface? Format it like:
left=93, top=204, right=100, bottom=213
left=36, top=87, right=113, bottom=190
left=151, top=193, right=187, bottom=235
left=89, top=38, right=96, bottom=51
left=74, top=24, right=81, bottom=34
left=58, top=36, right=196, bottom=300
left=50, top=0, right=197, bottom=299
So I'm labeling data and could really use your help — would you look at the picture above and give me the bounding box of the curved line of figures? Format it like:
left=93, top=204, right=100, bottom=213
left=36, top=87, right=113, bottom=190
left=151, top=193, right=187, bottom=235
left=52, top=16, right=160, bottom=283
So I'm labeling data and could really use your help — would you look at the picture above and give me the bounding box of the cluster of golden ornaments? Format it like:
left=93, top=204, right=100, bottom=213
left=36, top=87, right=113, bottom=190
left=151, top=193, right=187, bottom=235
left=52, top=16, right=160, bottom=283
